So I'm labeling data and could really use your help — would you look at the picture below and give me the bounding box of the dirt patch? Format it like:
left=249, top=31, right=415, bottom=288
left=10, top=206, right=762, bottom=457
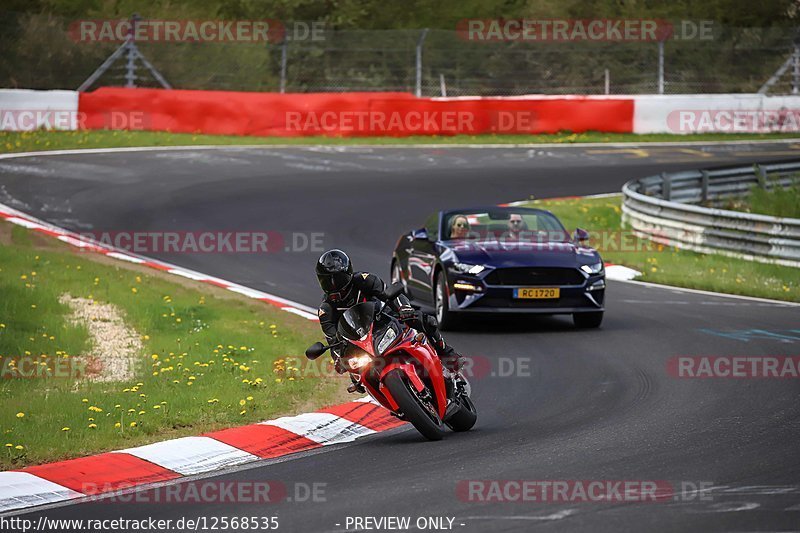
left=59, top=294, right=143, bottom=382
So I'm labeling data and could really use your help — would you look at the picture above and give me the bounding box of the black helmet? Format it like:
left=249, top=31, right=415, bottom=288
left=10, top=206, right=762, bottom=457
left=316, top=249, right=354, bottom=301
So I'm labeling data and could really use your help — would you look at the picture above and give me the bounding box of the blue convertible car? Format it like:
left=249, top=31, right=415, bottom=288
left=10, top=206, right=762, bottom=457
left=390, top=206, right=606, bottom=329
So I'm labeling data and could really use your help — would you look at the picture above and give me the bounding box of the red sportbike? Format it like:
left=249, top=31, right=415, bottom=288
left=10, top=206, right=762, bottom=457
left=306, top=287, right=477, bottom=441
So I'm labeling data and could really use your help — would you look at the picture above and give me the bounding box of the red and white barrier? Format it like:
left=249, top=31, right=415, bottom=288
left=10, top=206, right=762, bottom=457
left=77, top=88, right=634, bottom=136
left=0, top=89, right=79, bottom=131
left=631, top=94, right=800, bottom=134
left=4, top=88, right=800, bottom=135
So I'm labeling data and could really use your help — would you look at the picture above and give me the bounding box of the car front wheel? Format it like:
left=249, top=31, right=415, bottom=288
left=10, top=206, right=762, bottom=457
left=434, top=273, right=458, bottom=331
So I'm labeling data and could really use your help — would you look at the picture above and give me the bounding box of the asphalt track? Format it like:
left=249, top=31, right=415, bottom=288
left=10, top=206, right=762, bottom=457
left=2, top=142, right=800, bottom=532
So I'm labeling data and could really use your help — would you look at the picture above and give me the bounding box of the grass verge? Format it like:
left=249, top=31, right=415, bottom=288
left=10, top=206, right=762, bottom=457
left=0, top=221, right=344, bottom=469
left=529, top=195, right=799, bottom=303
left=1, top=129, right=799, bottom=153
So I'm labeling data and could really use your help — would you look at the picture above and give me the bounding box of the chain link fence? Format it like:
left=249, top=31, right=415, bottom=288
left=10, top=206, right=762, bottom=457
left=1, top=12, right=798, bottom=95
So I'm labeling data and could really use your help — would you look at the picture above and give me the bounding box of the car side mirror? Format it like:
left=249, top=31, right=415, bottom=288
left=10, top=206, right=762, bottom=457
left=305, top=342, right=327, bottom=360
left=412, top=228, right=429, bottom=241
left=385, top=282, right=404, bottom=300
left=574, top=228, right=590, bottom=243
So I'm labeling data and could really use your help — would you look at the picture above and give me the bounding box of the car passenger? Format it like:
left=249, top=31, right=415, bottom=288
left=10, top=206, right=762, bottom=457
left=449, top=215, right=470, bottom=239
left=502, top=213, right=528, bottom=241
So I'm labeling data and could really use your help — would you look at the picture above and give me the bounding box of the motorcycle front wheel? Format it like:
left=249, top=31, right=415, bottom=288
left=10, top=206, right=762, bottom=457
left=445, top=395, right=477, bottom=432
left=383, top=369, right=447, bottom=441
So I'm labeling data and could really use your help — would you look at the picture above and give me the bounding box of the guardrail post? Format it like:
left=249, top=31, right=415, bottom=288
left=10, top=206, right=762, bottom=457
left=755, top=164, right=768, bottom=189
left=700, top=170, right=709, bottom=203
left=661, top=172, right=671, bottom=201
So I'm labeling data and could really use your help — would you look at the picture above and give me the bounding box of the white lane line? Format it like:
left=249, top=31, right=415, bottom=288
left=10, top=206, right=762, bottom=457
left=460, top=509, right=577, bottom=521
left=612, top=278, right=800, bottom=307
left=0, top=139, right=798, bottom=162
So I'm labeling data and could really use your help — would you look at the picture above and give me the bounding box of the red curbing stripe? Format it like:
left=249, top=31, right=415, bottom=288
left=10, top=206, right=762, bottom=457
left=141, top=261, right=172, bottom=271
left=319, top=402, right=406, bottom=432
left=204, top=424, right=321, bottom=459
left=22, top=452, right=181, bottom=495
left=204, top=279, right=233, bottom=288
left=258, top=296, right=293, bottom=308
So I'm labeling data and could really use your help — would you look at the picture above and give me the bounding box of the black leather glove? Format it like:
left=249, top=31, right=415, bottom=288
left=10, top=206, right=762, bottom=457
left=398, top=305, right=416, bottom=321
left=333, top=356, right=348, bottom=374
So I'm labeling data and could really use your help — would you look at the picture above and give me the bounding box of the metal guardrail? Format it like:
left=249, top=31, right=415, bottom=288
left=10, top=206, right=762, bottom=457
left=621, top=160, right=800, bottom=267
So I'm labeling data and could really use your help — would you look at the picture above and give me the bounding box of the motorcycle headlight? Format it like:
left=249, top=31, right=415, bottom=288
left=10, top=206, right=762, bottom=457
left=347, top=352, right=373, bottom=370
left=580, top=261, right=604, bottom=275
left=376, top=328, right=397, bottom=354
left=452, top=263, right=485, bottom=275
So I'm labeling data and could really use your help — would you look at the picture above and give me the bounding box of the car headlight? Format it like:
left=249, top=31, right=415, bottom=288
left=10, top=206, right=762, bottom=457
left=452, top=263, right=485, bottom=275
left=580, top=261, right=604, bottom=275
left=376, top=328, right=397, bottom=354
left=347, top=352, right=373, bottom=370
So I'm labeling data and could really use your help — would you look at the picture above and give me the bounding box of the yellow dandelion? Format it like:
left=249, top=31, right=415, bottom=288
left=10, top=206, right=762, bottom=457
left=14, top=445, right=23, bottom=450
left=88, top=423, right=97, bottom=429
left=131, top=287, right=138, bottom=294
left=114, top=422, right=121, bottom=428
left=15, top=412, right=24, bottom=418
left=130, top=422, right=137, bottom=428
left=239, top=399, right=246, bottom=406
left=61, top=427, right=70, bottom=432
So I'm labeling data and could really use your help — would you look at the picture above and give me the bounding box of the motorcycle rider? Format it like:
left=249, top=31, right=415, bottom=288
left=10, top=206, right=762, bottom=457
left=315, top=249, right=464, bottom=393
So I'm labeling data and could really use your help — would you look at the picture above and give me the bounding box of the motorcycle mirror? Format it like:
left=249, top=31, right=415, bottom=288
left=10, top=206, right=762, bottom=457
left=385, top=282, right=404, bottom=300
left=305, top=342, right=327, bottom=360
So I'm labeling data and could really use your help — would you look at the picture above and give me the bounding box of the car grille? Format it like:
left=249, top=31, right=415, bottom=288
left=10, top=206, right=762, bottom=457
left=484, top=267, right=584, bottom=286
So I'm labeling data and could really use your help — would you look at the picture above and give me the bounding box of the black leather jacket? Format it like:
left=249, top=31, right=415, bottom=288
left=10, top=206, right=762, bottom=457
left=317, top=272, right=410, bottom=347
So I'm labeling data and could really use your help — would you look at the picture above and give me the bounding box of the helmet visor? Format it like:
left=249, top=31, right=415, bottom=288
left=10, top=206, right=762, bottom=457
left=318, top=271, right=352, bottom=295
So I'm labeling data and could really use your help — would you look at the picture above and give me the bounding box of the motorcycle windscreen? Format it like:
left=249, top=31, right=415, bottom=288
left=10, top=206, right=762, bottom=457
left=337, top=301, right=377, bottom=341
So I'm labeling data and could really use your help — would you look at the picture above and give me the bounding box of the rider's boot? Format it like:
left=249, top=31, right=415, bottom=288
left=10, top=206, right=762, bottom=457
left=427, top=327, right=465, bottom=373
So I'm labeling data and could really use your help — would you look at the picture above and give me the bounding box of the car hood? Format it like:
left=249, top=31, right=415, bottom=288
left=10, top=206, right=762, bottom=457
left=445, top=240, right=600, bottom=268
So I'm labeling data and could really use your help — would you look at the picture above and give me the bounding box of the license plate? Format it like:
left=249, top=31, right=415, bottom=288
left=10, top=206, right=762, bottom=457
left=514, top=287, right=560, bottom=299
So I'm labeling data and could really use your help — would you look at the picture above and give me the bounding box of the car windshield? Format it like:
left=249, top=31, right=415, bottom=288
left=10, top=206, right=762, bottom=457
left=442, top=210, right=569, bottom=243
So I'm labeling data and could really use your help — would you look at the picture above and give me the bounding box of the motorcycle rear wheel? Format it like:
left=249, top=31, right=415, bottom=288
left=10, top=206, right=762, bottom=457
left=383, top=369, right=447, bottom=441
